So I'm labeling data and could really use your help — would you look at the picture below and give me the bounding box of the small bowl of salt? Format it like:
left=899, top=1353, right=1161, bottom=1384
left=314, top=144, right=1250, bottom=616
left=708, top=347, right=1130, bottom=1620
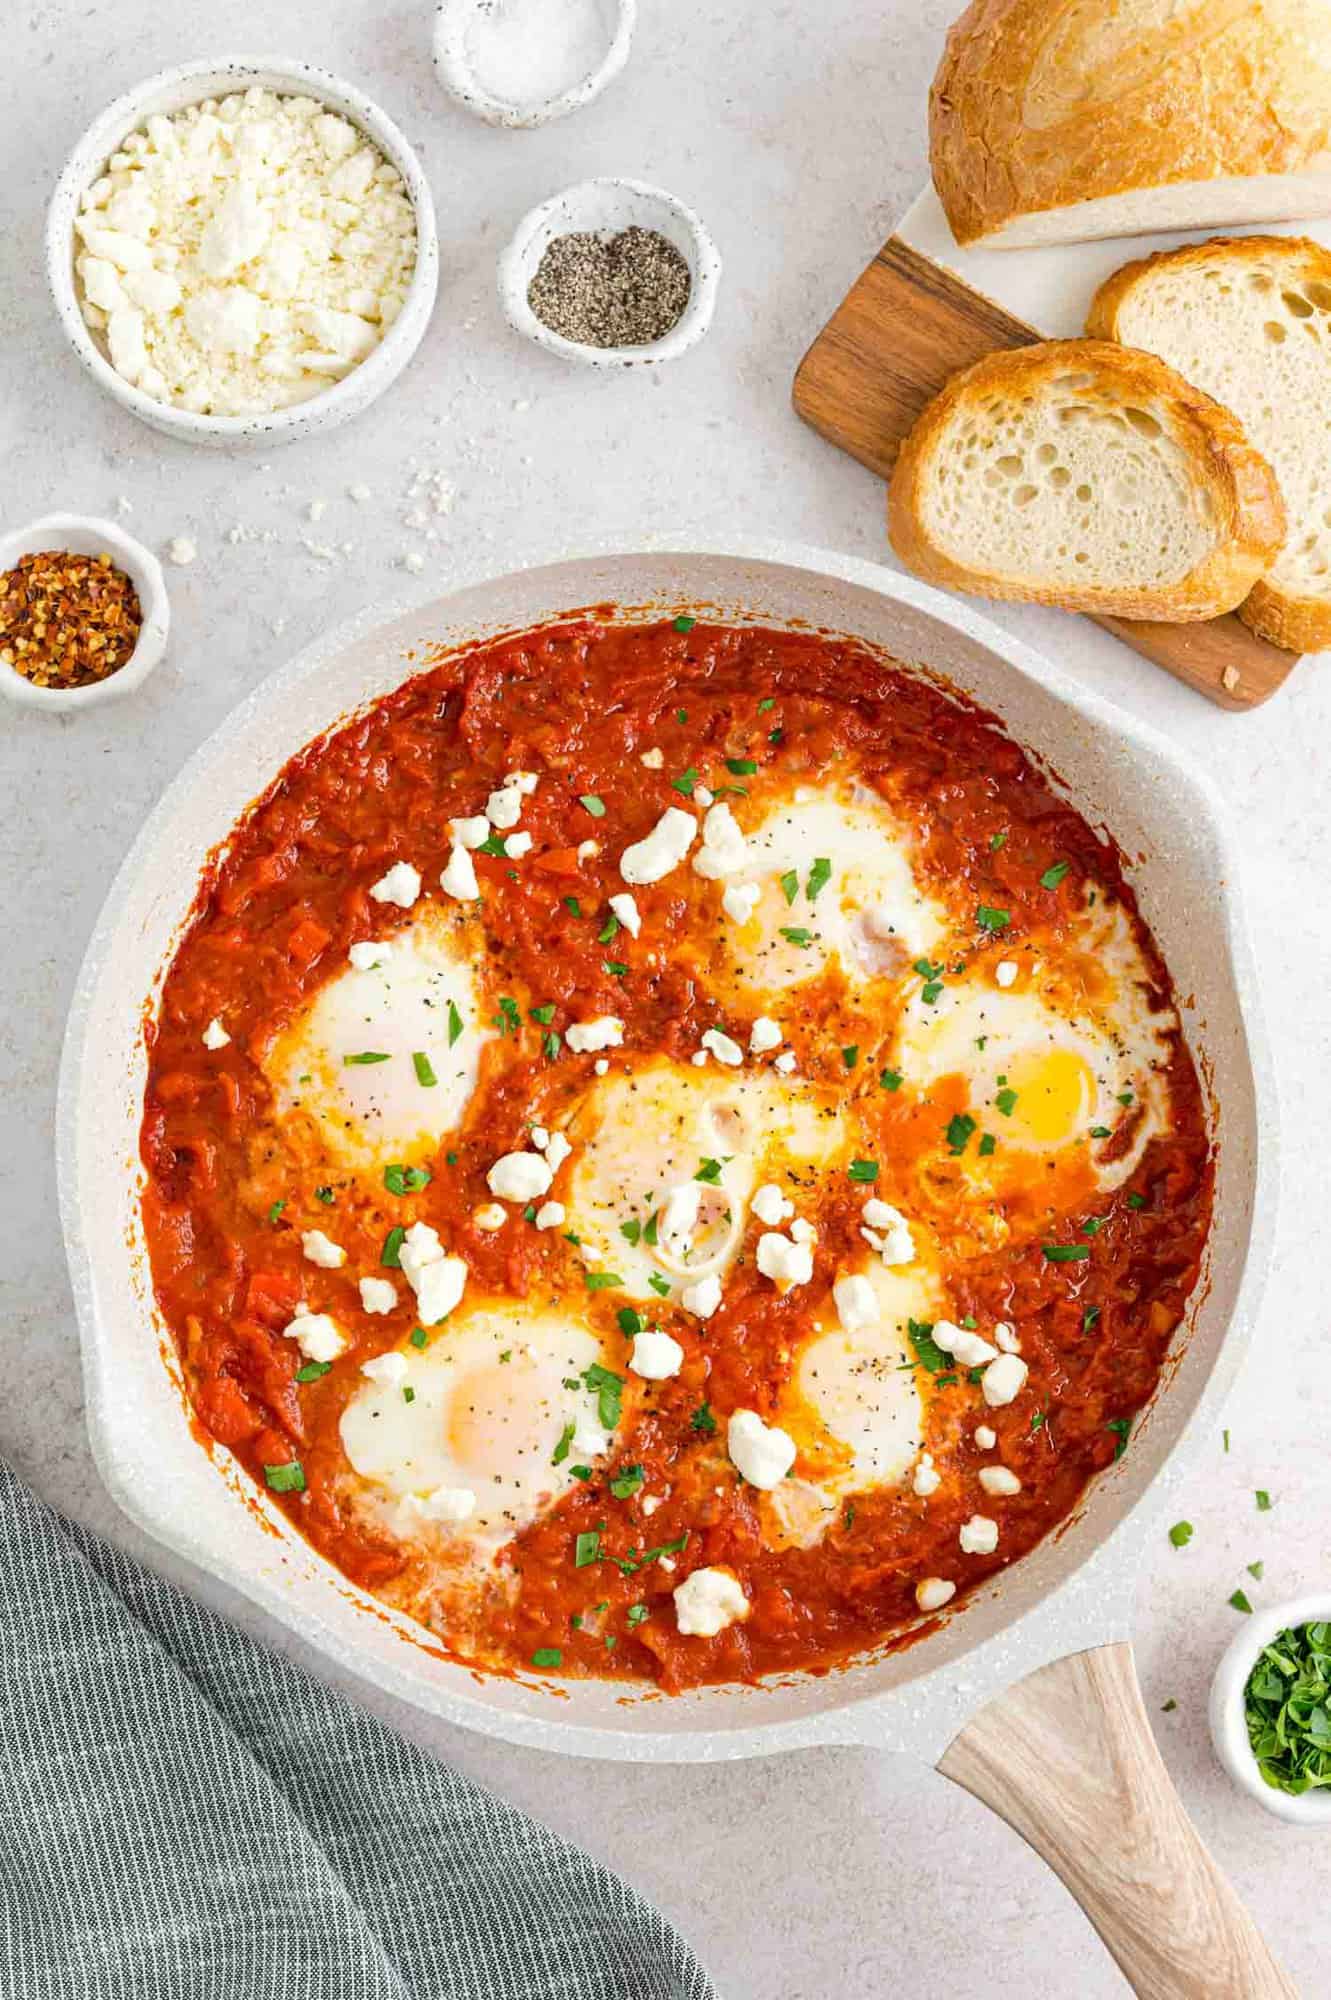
left=434, top=0, right=636, bottom=129
left=498, top=178, right=722, bottom=368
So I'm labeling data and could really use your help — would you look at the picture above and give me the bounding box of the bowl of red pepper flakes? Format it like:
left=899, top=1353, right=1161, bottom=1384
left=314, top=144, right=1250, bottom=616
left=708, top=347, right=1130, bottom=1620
left=0, top=512, right=168, bottom=711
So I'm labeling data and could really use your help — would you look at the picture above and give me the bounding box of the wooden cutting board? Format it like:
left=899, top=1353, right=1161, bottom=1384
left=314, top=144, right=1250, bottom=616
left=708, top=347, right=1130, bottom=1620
left=793, top=188, right=1312, bottom=710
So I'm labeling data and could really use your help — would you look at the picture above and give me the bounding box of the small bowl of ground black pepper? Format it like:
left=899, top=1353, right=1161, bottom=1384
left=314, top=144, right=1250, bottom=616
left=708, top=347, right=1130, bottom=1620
left=498, top=178, right=721, bottom=367
left=0, top=513, right=169, bottom=711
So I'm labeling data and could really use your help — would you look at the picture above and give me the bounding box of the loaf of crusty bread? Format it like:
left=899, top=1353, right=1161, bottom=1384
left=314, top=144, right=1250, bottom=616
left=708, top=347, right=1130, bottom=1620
left=887, top=339, right=1285, bottom=620
left=1089, top=235, right=1331, bottom=651
left=931, top=0, right=1331, bottom=249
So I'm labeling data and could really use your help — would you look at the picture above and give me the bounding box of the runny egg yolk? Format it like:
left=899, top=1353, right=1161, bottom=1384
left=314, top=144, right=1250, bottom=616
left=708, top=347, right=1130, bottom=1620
left=998, top=1045, right=1097, bottom=1150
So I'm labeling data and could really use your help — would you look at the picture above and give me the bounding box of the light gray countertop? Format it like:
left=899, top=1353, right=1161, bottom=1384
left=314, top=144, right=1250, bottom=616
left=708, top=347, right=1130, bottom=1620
left=3, top=3, right=1327, bottom=1992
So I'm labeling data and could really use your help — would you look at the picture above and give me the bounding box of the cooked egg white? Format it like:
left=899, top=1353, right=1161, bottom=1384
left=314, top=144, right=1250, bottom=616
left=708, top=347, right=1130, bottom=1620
left=710, top=783, right=947, bottom=1001
left=560, top=1057, right=845, bottom=1300
left=339, top=1299, right=614, bottom=1555
left=895, top=896, right=1175, bottom=1196
left=265, top=908, right=488, bottom=1169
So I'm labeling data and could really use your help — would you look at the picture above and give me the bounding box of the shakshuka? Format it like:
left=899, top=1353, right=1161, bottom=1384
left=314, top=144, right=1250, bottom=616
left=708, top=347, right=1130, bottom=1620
left=140, top=617, right=1212, bottom=1690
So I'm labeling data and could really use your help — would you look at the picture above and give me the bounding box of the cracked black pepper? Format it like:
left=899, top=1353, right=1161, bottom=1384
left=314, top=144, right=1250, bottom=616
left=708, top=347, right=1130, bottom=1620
left=526, top=227, right=692, bottom=349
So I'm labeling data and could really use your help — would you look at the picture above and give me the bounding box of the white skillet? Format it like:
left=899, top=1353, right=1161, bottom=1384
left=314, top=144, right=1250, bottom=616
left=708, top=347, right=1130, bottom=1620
left=58, top=541, right=1290, bottom=1997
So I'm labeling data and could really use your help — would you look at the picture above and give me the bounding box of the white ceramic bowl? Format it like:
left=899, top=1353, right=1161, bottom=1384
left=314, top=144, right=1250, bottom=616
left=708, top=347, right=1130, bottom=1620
left=46, top=57, right=440, bottom=449
left=433, top=0, right=635, bottom=128
left=1210, top=1592, right=1331, bottom=1825
left=0, top=513, right=169, bottom=712
left=498, top=178, right=721, bottom=367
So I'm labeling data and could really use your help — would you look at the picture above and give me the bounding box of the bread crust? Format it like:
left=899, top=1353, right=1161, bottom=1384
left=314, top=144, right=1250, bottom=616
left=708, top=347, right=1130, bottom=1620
left=1088, top=234, right=1331, bottom=651
left=931, top=0, right=1331, bottom=248
left=886, top=338, right=1286, bottom=620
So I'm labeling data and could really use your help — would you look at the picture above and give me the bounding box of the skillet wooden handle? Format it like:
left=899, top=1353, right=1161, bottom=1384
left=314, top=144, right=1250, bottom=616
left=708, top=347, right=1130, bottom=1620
left=937, top=1642, right=1298, bottom=1998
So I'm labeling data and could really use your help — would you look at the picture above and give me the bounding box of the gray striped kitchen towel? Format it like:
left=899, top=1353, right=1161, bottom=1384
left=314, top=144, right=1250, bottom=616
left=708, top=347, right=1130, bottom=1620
left=0, top=1459, right=715, bottom=2000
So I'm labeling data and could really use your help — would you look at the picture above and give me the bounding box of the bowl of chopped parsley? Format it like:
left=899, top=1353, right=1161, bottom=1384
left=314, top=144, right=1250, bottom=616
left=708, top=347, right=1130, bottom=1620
left=1210, top=1594, right=1331, bottom=1823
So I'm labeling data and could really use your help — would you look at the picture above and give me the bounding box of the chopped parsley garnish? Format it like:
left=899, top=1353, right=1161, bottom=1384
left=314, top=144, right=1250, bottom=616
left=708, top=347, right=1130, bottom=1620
left=611, top=1465, right=645, bottom=1500
left=1030, top=1408, right=1047, bottom=1433
left=848, top=1157, right=879, bottom=1183
left=880, top=1068, right=903, bottom=1092
left=1126, top=1192, right=1146, bottom=1210
left=975, top=904, right=1011, bottom=933
left=690, top=1402, right=717, bottom=1436
left=695, top=1158, right=724, bottom=1183
left=264, top=1460, right=306, bottom=1493
left=412, top=1051, right=437, bottom=1087
left=1117, top=1090, right=1135, bottom=1106
left=1106, top=1417, right=1132, bottom=1459
left=584, top=1271, right=622, bottom=1291
left=494, top=996, right=521, bottom=1037
left=995, top=1087, right=1018, bottom=1117
left=598, top=914, right=621, bottom=943
left=945, top=1113, right=976, bottom=1156
left=807, top=856, right=832, bottom=901
left=1244, top=1619, right=1331, bottom=1794
left=978, top=1133, right=997, bottom=1157
left=779, top=869, right=799, bottom=905
left=603, top=959, right=628, bottom=977
left=1230, top=1589, right=1254, bottom=1615
left=676, top=707, right=688, bottom=724
left=531, top=1648, right=562, bottom=1669
left=779, top=926, right=813, bottom=948
left=627, top=1603, right=650, bottom=1628
left=1256, top=1489, right=1273, bottom=1511
left=384, top=1164, right=431, bottom=1196
left=381, top=1226, right=405, bottom=1268
left=768, top=727, right=784, bottom=745
left=673, top=615, right=696, bottom=633
left=673, top=767, right=698, bottom=797
left=1082, top=1216, right=1106, bottom=1237
left=638, top=1534, right=688, bottom=1567
left=574, top=1530, right=601, bottom=1568
left=907, top=1317, right=950, bottom=1375
left=552, top=1422, right=575, bottom=1466
left=478, top=832, right=508, bottom=856
left=542, top=1030, right=562, bottom=1060
left=1090, top=1125, right=1112, bottom=1139
left=1044, top=1243, right=1090, bottom=1262
left=990, top=830, right=1007, bottom=851
left=726, top=757, right=758, bottom=776
left=344, top=1050, right=390, bottom=1066
left=267, top=1200, right=286, bottom=1224
left=1082, top=1305, right=1101, bottom=1332
left=619, top=1219, right=642, bottom=1245
left=563, top=895, right=582, bottom=917
left=409, top=1326, right=428, bottom=1350
left=530, top=1002, right=556, bottom=1024
left=1248, top=1561, right=1265, bottom=1580
left=1169, top=1520, right=1194, bottom=1548
left=447, top=1000, right=464, bottom=1046
left=617, top=1305, right=643, bottom=1338
left=1040, top=862, right=1070, bottom=890
left=648, top=1273, right=671, bottom=1297
left=914, top=958, right=945, bottom=1004
left=841, top=1044, right=859, bottom=1069
left=294, top=1361, right=330, bottom=1384
left=402, top=1386, right=415, bottom=1404
left=583, top=1363, right=624, bottom=1430
left=579, top=795, right=606, bottom=817
left=314, top=1186, right=335, bottom=1205
left=758, top=696, right=775, bottom=713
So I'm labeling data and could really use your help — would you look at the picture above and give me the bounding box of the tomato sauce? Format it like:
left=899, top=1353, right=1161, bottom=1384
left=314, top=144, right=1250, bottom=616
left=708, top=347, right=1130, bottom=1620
left=140, top=617, right=1212, bottom=1690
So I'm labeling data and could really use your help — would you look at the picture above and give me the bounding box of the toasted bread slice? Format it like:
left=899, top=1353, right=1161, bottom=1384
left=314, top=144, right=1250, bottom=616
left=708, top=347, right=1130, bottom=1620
left=1089, top=236, right=1331, bottom=652
left=887, top=340, right=1284, bottom=621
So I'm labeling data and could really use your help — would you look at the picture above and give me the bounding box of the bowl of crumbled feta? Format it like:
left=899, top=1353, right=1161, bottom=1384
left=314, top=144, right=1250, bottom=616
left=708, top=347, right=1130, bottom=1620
left=46, top=59, right=439, bottom=446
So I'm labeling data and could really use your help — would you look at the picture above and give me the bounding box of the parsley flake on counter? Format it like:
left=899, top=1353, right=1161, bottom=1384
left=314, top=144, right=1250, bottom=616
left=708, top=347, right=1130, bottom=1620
left=1230, top=1589, right=1254, bottom=1615
left=1168, top=1521, right=1194, bottom=1548
left=1256, top=1489, right=1274, bottom=1511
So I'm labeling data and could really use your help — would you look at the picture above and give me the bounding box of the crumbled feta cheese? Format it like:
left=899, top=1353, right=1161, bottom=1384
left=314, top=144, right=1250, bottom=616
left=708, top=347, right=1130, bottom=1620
left=282, top=1310, right=345, bottom=1363
left=361, top=1351, right=409, bottom=1389
left=449, top=815, right=490, bottom=850
left=727, top=1409, right=797, bottom=1489
left=981, top=1354, right=1028, bottom=1408
left=700, top=1028, right=743, bottom=1067
left=674, top=1566, right=749, bottom=1637
left=358, top=1276, right=398, bottom=1315
left=630, top=1331, right=685, bottom=1380
left=995, top=960, right=1018, bottom=988
left=348, top=939, right=391, bottom=971
left=691, top=1051, right=708, bottom=1067
left=860, top=1199, right=915, bottom=1267
left=773, top=1051, right=798, bottom=1075
left=397, top=1222, right=467, bottom=1325
left=680, top=1274, right=722, bottom=1319
left=503, top=831, right=533, bottom=859
left=571, top=1414, right=610, bottom=1458
left=694, top=785, right=714, bottom=808
left=749, top=1016, right=782, bottom=1054
left=608, top=892, right=641, bottom=938
left=473, top=1203, right=508, bottom=1232
left=566, top=1017, right=623, bottom=1053
left=201, top=1016, right=230, bottom=1050
left=577, top=839, right=599, bottom=862
left=915, top=1576, right=956, bottom=1612
left=534, top=1201, right=565, bottom=1230
left=722, top=882, right=761, bottom=925
left=994, top=1321, right=1021, bottom=1354
left=959, top=1515, right=999, bottom=1554
left=545, top=1132, right=572, bottom=1172
left=979, top=1466, right=1022, bottom=1497
left=913, top=1452, right=941, bottom=1497
left=834, top=1273, right=879, bottom=1333
left=756, top=1232, right=813, bottom=1289
left=400, top=1486, right=475, bottom=1526
left=301, top=1228, right=346, bottom=1270
left=751, top=1183, right=794, bottom=1227
left=505, top=770, right=539, bottom=796
left=487, top=1152, right=553, bottom=1202
left=167, top=535, right=197, bottom=565
left=640, top=747, right=664, bottom=769
left=974, top=1425, right=997, bottom=1450
left=370, top=862, right=421, bottom=908
left=348, top=483, right=372, bottom=502
left=935, top=1320, right=999, bottom=1368
left=439, top=844, right=479, bottom=900
left=789, top=1218, right=817, bottom=1246
left=619, top=806, right=697, bottom=885
left=485, top=783, right=524, bottom=830
left=529, top=1127, right=549, bottom=1151
left=693, top=802, right=748, bottom=880
left=594, top=1058, right=609, bottom=1075
left=660, top=1180, right=701, bottom=1256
